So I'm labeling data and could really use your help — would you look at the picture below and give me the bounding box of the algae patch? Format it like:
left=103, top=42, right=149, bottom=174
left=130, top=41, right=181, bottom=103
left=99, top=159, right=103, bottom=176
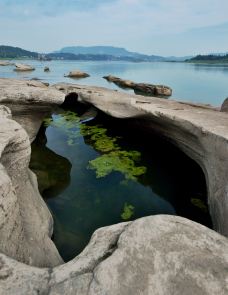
left=81, top=124, right=147, bottom=181
left=43, top=111, right=147, bottom=181
left=88, top=151, right=146, bottom=180
left=121, top=203, right=135, bottom=220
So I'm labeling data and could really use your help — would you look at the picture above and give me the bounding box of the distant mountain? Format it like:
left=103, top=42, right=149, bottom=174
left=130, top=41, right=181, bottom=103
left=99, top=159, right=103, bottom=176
left=187, top=54, right=228, bottom=63
left=0, top=45, right=38, bottom=58
left=56, top=46, right=137, bottom=56
left=0, top=44, right=193, bottom=62
left=47, top=52, right=164, bottom=62
left=54, top=46, right=165, bottom=61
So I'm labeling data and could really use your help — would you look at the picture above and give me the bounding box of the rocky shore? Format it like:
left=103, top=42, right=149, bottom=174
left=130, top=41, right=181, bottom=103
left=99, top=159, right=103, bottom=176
left=0, top=78, right=227, bottom=294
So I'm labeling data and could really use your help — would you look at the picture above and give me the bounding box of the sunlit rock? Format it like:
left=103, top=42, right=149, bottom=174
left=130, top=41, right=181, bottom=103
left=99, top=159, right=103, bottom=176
left=14, top=63, right=35, bottom=71
left=103, top=75, right=172, bottom=96
left=65, top=70, right=90, bottom=79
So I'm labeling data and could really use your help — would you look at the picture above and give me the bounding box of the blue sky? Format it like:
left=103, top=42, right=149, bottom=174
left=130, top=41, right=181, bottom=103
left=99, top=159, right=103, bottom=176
left=0, top=0, right=227, bottom=56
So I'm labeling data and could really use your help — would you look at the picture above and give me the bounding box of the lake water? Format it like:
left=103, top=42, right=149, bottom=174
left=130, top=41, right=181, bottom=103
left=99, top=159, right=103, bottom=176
left=1, top=60, right=228, bottom=106
left=30, top=105, right=212, bottom=262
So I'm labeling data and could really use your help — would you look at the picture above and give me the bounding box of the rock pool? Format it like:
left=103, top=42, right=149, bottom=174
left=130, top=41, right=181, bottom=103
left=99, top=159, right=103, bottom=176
left=30, top=103, right=212, bottom=262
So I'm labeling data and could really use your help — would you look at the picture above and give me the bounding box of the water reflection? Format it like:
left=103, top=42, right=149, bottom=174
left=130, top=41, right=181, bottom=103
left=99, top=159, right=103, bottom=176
left=30, top=106, right=212, bottom=262
left=30, top=126, right=72, bottom=198
left=191, top=63, right=228, bottom=74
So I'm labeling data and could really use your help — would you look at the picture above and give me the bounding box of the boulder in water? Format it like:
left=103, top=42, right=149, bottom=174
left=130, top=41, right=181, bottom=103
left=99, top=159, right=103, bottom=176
left=65, top=70, right=90, bottom=78
left=103, top=75, right=172, bottom=97
left=14, top=63, right=35, bottom=72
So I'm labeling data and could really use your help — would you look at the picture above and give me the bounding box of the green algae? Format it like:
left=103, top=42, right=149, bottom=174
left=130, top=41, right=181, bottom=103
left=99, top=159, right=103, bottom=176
left=121, top=203, right=135, bottom=220
left=88, top=151, right=146, bottom=180
left=43, top=111, right=147, bottom=181
left=80, top=125, right=120, bottom=152
left=81, top=124, right=147, bottom=180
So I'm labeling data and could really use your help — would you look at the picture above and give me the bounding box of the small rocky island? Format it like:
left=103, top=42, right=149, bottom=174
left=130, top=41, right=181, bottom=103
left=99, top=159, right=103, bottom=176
left=0, top=78, right=227, bottom=294
left=103, top=75, right=172, bottom=96
left=64, top=70, right=90, bottom=78
left=13, top=63, right=35, bottom=72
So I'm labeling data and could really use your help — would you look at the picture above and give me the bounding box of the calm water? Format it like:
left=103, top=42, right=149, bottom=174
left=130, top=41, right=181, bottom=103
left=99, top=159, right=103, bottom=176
left=1, top=60, right=228, bottom=105
left=30, top=105, right=212, bottom=262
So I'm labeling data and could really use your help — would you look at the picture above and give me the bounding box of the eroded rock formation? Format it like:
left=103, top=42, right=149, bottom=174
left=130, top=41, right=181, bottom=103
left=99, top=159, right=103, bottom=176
left=0, top=78, right=227, bottom=294
left=53, top=82, right=228, bottom=237
left=103, top=75, right=172, bottom=96
left=0, top=106, right=62, bottom=267
left=0, top=78, right=65, bottom=267
left=0, top=78, right=64, bottom=141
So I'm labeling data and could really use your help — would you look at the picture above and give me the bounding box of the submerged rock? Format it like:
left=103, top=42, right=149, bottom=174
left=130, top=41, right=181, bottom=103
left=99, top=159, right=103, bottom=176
left=65, top=70, right=90, bottom=79
left=14, top=63, right=35, bottom=72
left=103, top=75, right=172, bottom=96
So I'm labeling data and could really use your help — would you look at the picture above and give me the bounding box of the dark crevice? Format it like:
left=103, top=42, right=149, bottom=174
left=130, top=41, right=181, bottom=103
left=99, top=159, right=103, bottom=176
left=61, top=92, right=78, bottom=108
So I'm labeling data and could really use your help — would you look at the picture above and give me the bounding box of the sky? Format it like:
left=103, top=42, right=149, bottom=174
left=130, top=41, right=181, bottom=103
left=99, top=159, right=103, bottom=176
left=0, top=0, right=228, bottom=56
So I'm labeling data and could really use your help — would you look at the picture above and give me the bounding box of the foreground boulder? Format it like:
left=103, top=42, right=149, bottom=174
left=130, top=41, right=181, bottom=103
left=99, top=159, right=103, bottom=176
left=103, top=75, right=172, bottom=96
left=65, top=70, right=90, bottom=79
left=0, top=215, right=227, bottom=294
left=14, top=63, right=35, bottom=72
